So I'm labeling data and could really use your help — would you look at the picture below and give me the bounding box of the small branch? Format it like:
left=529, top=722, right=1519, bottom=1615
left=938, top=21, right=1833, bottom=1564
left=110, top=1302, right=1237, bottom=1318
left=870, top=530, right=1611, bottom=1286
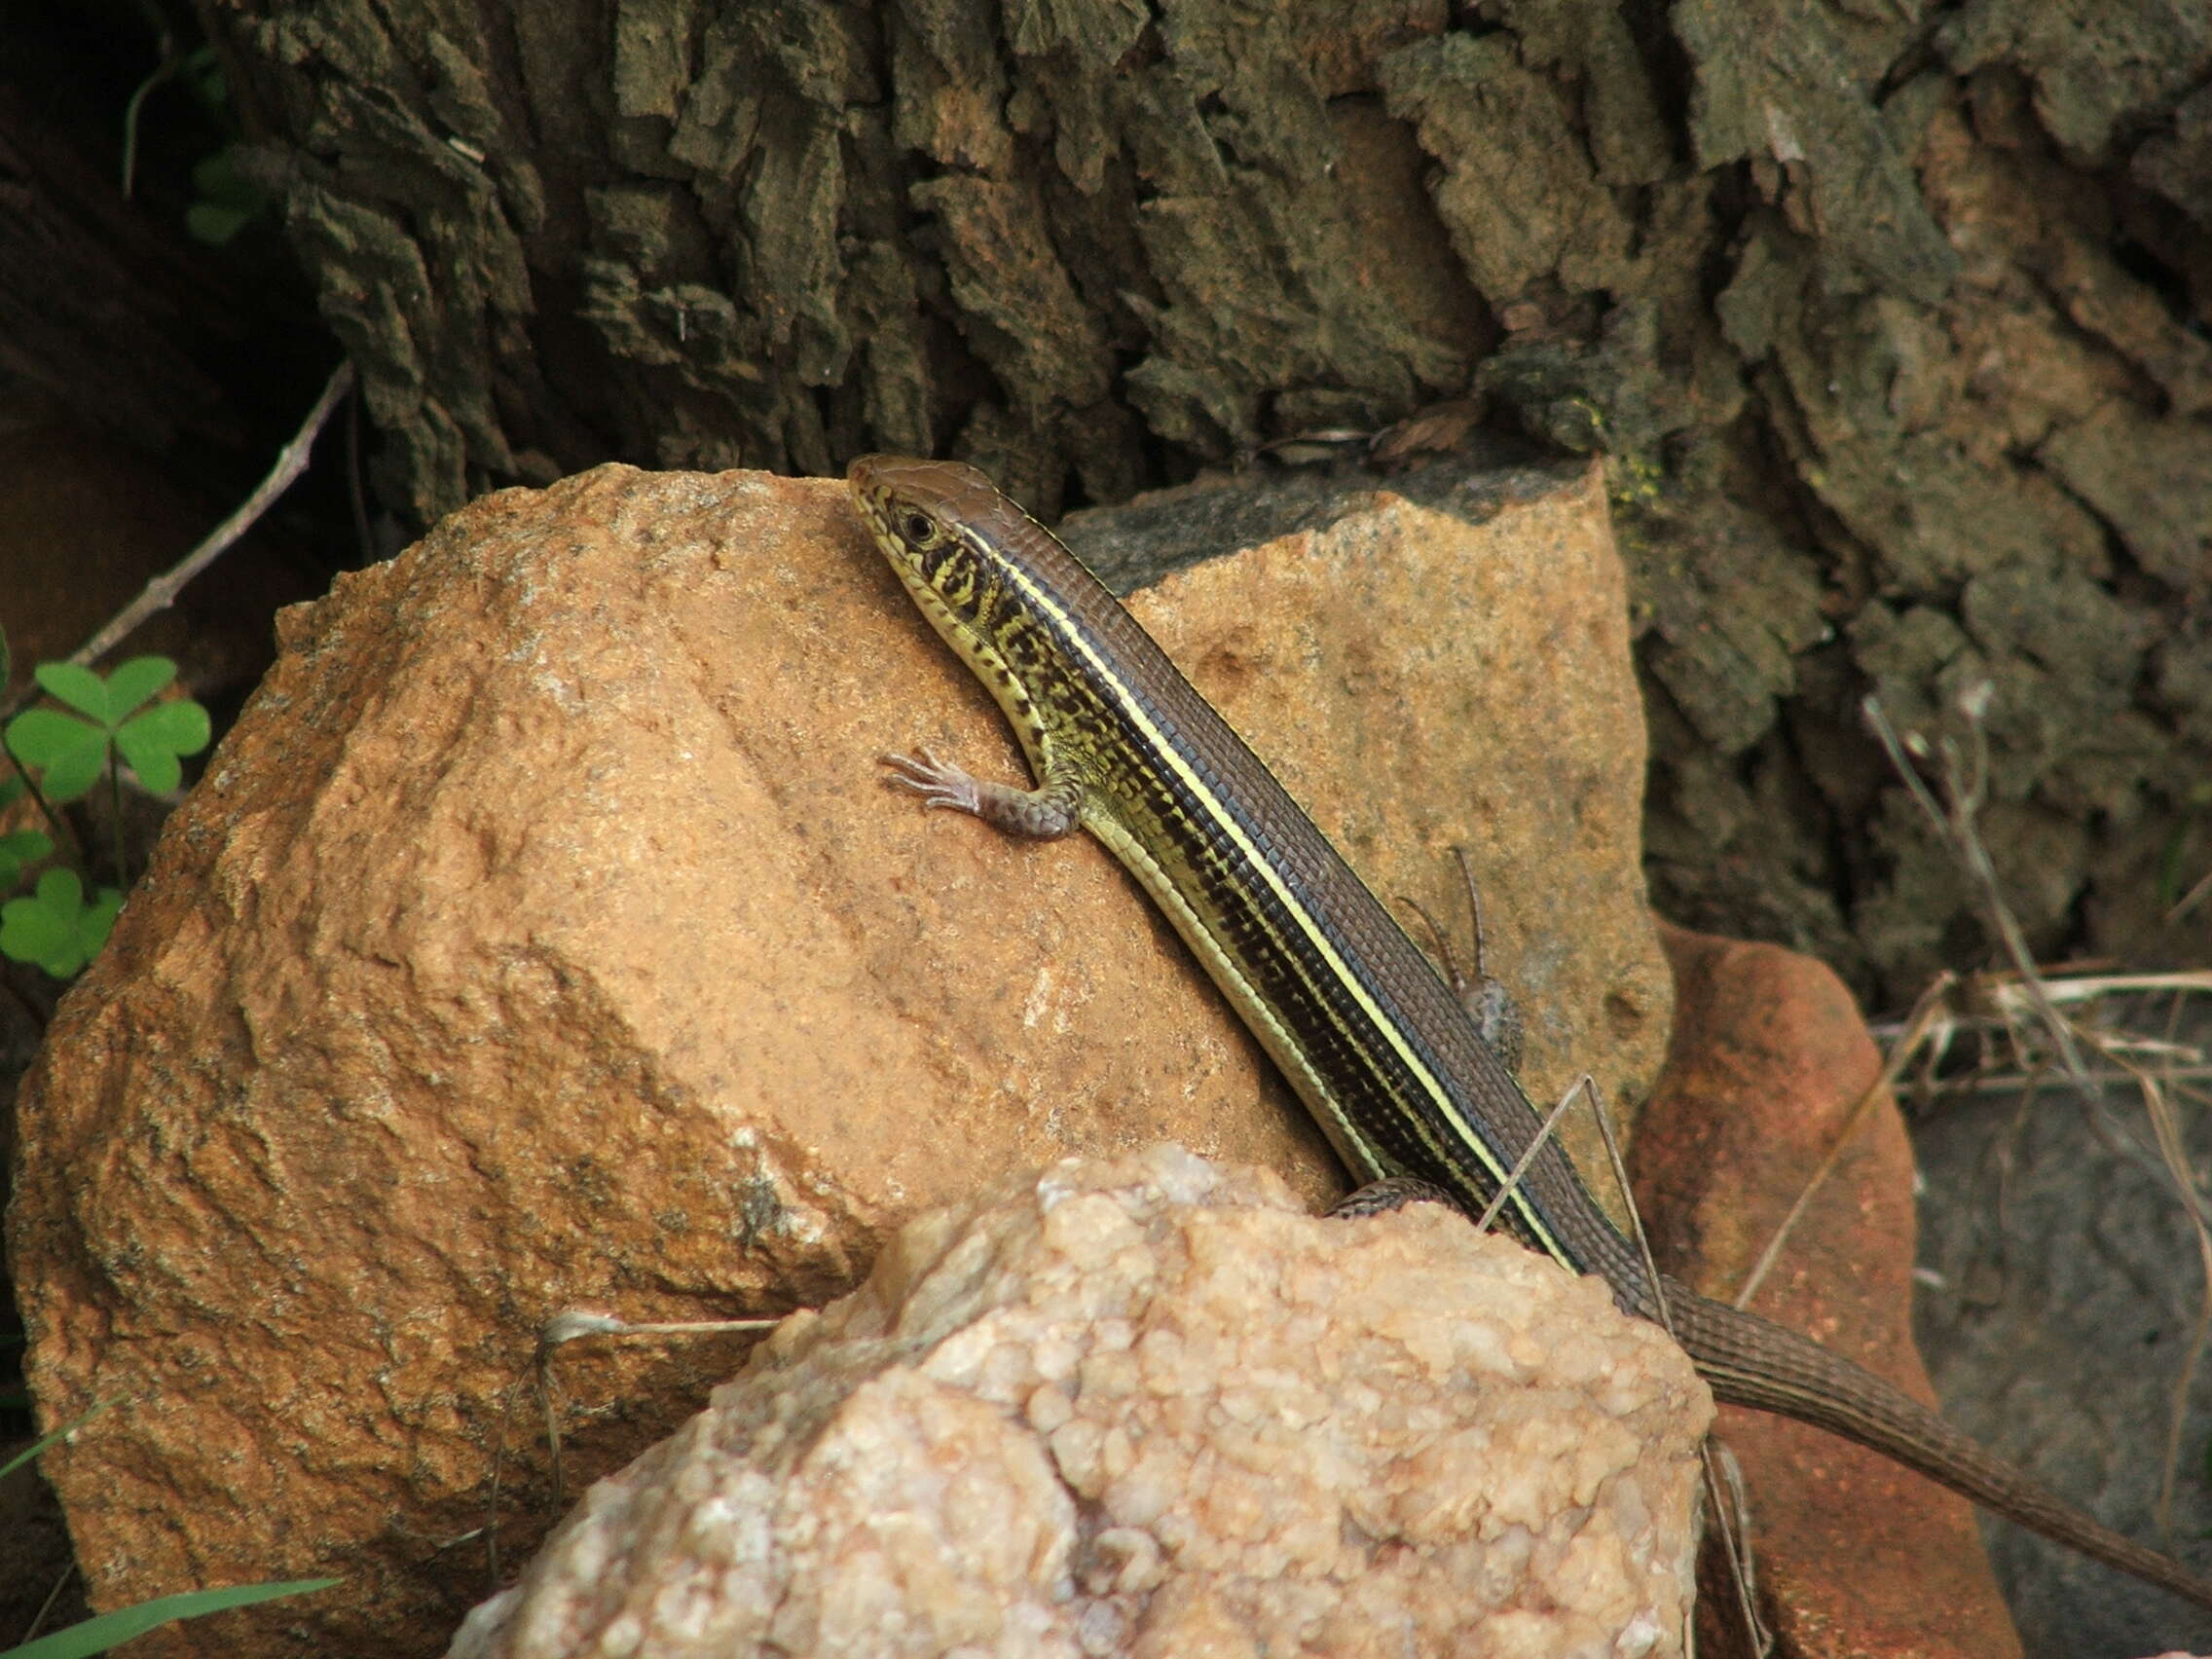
left=2168, top=862, right=2212, bottom=925
left=106, top=761, right=127, bottom=890
left=119, top=13, right=181, bottom=201
left=7, top=756, right=73, bottom=856
left=54, top=360, right=354, bottom=686
left=1862, top=687, right=2091, bottom=1088
left=1585, top=1078, right=1772, bottom=1653
left=1732, top=972, right=1957, bottom=1310
left=1469, top=1081, right=1584, bottom=1239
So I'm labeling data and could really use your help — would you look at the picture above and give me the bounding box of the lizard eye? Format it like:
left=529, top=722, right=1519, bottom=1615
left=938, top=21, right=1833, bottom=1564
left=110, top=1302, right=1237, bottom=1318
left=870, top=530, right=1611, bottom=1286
left=901, top=510, right=939, bottom=545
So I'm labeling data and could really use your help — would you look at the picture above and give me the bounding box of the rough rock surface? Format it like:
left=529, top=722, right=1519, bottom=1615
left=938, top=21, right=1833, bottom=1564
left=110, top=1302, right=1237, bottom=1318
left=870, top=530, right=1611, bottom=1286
left=1632, top=927, right=2025, bottom=1659
left=446, top=1147, right=1712, bottom=1659
left=1070, top=452, right=1674, bottom=1196
left=10, top=458, right=1665, bottom=1655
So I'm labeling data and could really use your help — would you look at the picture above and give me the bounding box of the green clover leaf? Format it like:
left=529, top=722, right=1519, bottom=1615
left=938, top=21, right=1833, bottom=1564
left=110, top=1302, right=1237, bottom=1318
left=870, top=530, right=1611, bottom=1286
left=0, top=829, right=53, bottom=889
left=4, top=656, right=209, bottom=802
left=115, top=700, right=212, bottom=794
left=0, top=867, right=122, bottom=977
left=35, top=657, right=175, bottom=724
left=186, top=145, right=271, bottom=246
left=98, top=656, right=180, bottom=719
left=5, top=709, right=109, bottom=802
left=0, top=763, right=47, bottom=886
left=30, top=661, right=116, bottom=721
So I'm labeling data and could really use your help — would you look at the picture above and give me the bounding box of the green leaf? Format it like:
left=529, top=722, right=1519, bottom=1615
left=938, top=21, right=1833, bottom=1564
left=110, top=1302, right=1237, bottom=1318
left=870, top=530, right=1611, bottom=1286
left=126, top=701, right=211, bottom=754
left=186, top=203, right=255, bottom=246
left=191, top=149, right=241, bottom=202
left=9, top=663, right=206, bottom=802
left=115, top=700, right=211, bottom=793
left=0, top=870, right=121, bottom=978
left=1, top=878, right=73, bottom=971
left=31, top=663, right=111, bottom=723
left=82, top=889, right=122, bottom=959
left=114, top=732, right=179, bottom=793
left=6, top=709, right=98, bottom=768
left=102, top=657, right=178, bottom=720
left=181, top=46, right=231, bottom=119
left=187, top=146, right=267, bottom=246
left=0, top=1578, right=339, bottom=1659
left=0, top=773, right=23, bottom=809
left=5, top=710, right=109, bottom=803
left=0, top=830, right=51, bottom=888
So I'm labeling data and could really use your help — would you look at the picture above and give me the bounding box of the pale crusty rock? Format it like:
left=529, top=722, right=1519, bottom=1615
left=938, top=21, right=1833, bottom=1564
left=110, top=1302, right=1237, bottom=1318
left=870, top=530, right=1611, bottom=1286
left=10, top=460, right=1664, bottom=1655
left=446, top=1148, right=1712, bottom=1659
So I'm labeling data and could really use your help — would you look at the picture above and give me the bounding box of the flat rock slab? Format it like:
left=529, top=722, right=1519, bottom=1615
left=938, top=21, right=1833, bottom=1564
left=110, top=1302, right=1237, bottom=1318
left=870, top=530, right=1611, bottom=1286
left=1635, top=926, right=2027, bottom=1659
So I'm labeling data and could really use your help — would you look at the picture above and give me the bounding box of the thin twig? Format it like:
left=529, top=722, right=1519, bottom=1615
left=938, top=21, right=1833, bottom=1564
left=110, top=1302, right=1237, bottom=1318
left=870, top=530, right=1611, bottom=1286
left=1587, top=1077, right=1677, bottom=1345
left=1732, top=972, right=1956, bottom=1310
left=28, top=362, right=355, bottom=699
left=1960, top=1059, right=2212, bottom=1093
left=6, top=756, right=73, bottom=856
left=2167, top=863, right=2212, bottom=926
left=1901, top=970, right=2212, bottom=1545
left=1992, top=968, right=2212, bottom=1003
left=486, top=1306, right=782, bottom=1579
left=486, top=1377, right=517, bottom=1585
left=1869, top=685, right=2212, bottom=1554
left=1700, top=1442, right=1773, bottom=1657
left=118, top=19, right=180, bottom=201
left=541, top=1311, right=780, bottom=1504
left=0, top=969, right=51, bottom=1033
left=1863, top=689, right=2090, bottom=1087
left=345, top=381, right=374, bottom=564
left=1469, top=1082, right=1584, bottom=1238
left=1582, top=1078, right=1769, bottom=1654
left=2098, top=1043, right=2212, bottom=1541
left=105, top=758, right=128, bottom=889
left=1868, top=966, right=2212, bottom=1100
left=16, top=1561, right=77, bottom=1647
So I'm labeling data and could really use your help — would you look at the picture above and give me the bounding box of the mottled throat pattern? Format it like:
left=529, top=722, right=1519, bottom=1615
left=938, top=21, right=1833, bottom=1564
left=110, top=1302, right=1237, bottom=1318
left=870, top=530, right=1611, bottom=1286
left=848, top=452, right=2212, bottom=1614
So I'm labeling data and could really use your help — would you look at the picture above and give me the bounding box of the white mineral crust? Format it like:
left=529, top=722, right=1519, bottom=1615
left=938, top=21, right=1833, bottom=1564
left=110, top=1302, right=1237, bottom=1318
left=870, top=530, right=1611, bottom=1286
left=447, top=1146, right=1711, bottom=1659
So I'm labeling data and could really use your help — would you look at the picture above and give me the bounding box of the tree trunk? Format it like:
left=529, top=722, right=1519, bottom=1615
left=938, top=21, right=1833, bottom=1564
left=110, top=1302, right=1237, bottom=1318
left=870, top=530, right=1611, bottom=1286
left=203, top=0, right=2212, bottom=996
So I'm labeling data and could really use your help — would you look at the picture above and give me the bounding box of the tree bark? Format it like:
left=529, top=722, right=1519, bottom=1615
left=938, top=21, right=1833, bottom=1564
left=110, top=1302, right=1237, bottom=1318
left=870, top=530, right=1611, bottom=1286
left=203, top=0, right=2212, bottom=996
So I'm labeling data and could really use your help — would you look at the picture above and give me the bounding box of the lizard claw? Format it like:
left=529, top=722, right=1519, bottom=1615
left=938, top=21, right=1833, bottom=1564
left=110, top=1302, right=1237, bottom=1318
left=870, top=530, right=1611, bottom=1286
left=882, top=747, right=983, bottom=816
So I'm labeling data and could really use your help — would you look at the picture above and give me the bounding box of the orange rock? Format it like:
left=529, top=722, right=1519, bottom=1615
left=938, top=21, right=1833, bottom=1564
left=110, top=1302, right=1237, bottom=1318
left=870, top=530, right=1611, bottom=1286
left=10, top=458, right=1664, bottom=1656
left=1633, top=924, right=2024, bottom=1659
